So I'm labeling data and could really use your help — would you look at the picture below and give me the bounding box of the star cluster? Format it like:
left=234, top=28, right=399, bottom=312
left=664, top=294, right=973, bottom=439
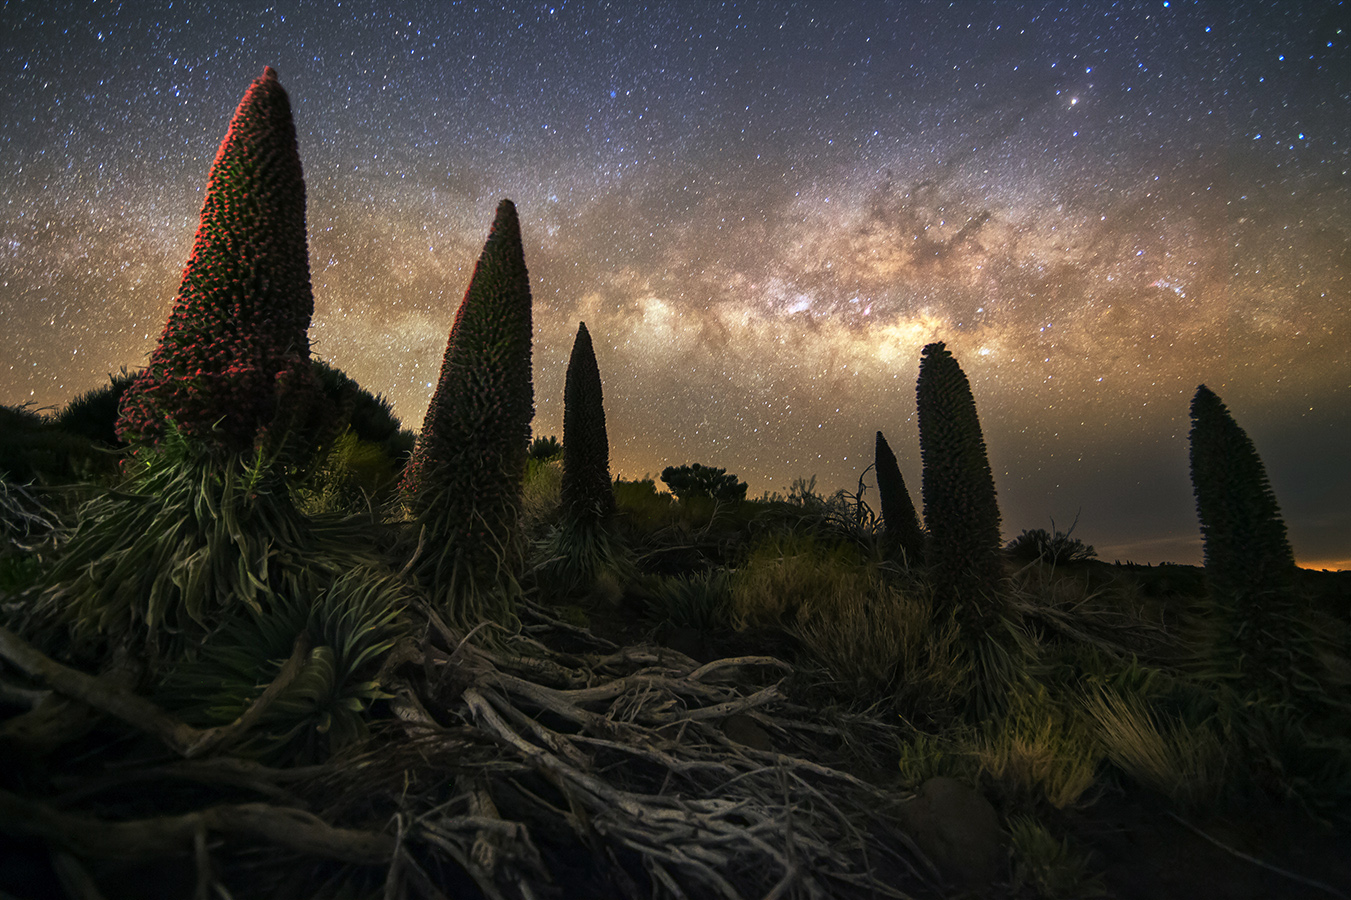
left=2, top=1, right=1348, bottom=566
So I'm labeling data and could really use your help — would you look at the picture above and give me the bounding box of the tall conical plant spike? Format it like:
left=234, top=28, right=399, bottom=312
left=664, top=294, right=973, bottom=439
left=1188, top=384, right=1302, bottom=693
left=875, top=430, right=924, bottom=565
left=916, top=341, right=1003, bottom=604
left=117, top=67, right=320, bottom=456
left=561, top=322, right=615, bottom=526
left=403, top=199, right=534, bottom=625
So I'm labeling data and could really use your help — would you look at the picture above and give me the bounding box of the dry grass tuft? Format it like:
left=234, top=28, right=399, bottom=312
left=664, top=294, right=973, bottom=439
left=1082, top=685, right=1230, bottom=810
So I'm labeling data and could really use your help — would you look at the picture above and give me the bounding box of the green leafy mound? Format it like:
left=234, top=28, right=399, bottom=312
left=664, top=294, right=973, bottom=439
left=27, top=435, right=317, bottom=657
left=161, top=564, right=409, bottom=764
left=117, top=67, right=325, bottom=460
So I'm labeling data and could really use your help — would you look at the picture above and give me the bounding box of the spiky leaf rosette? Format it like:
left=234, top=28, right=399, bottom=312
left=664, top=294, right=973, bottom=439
left=916, top=342, right=1004, bottom=605
left=1188, top=385, right=1306, bottom=695
left=875, top=430, right=924, bottom=565
left=402, top=200, right=534, bottom=625
left=117, top=67, right=323, bottom=459
left=560, top=321, right=614, bottom=526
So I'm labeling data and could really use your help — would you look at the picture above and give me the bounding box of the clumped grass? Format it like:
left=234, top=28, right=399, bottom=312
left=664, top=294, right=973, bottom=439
left=1008, top=815, right=1106, bottom=899
left=1081, top=683, right=1230, bottom=810
left=731, top=534, right=963, bottom=702
left=521, top=456, right=563, bottom=535
left=975, top=684, right=1101, bottom=810
left=896, top=729, right=982, bottom=788
left=533, top=517, right=633, bottom=601
left=296, top=428, right=400, bottom=515
left=637, top=569, right=731, bottom=631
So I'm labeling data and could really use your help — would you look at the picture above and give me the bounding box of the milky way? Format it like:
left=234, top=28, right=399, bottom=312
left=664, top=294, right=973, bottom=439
left=2, top=1, right=1348, bottom=566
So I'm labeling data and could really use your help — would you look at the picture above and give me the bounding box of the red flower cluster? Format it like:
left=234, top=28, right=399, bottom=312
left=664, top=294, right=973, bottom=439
left=117, top=67, right=319, bottom=455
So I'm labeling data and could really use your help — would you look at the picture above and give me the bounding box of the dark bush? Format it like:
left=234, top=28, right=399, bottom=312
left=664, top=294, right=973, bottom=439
left=1006, top=527, right=1096, bottom=565
left=660, top=463, right=748, bottom=504
left=529, top=435, right=563, bottom=461
left=54, top=369, right=137, bottom=447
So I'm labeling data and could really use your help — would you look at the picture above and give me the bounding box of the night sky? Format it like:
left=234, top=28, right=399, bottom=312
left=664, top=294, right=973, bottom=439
left=2, top=1, right=1348, bottom=568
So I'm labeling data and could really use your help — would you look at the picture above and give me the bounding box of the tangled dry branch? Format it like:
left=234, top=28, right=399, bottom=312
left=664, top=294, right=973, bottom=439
left=0, top=603, right=940, bottom=899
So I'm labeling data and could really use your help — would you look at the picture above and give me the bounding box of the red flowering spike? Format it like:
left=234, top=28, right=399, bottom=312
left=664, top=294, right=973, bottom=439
left=117, top=67, right=318, bottom=455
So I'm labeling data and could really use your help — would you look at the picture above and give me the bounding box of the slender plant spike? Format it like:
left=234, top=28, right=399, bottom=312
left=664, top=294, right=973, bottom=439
left=561, top=322, right=615, bottom=526
left=1189, top=385, right=1296, bottom=598
left=117, top=67, right=322, bottom=458
left=1188, top=384, right=1306, bottom=696
left=874, top=430, right=925, bottom=565
left=916, top=341, right=1004, bottom=605
left=402, top=200, right=534, bottom=625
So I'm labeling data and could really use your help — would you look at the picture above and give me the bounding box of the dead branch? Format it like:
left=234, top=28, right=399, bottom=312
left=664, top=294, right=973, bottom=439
left=0, top=788, right=394, bottom=863
left=0, top=626, right=308, bottom=758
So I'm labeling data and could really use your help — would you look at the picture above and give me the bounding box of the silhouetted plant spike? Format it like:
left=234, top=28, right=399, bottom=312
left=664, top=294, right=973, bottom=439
left=1188, top=384, right=1303, bottom=695
left=916, top=342, right=1012, bottom=721
left=402, top=199, right=534, bottom=625
left=561, top=322, right=615, bottom=526
left=874, top=430, right=924, bottom=564
left=117, top=67, right=324, bottom=459
left=916, top=342, right=1004, bottom=603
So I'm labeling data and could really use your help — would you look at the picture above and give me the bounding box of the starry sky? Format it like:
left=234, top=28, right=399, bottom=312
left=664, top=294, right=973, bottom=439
left=2, top=1, right=1348, bottom=568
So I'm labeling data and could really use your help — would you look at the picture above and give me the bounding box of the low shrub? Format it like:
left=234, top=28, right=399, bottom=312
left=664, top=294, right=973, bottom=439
left=1007, top=527, right=1097, bottom=565
left=731, top=534, right=961, bottom=702
left=613, top=477, right=677, bottom=532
